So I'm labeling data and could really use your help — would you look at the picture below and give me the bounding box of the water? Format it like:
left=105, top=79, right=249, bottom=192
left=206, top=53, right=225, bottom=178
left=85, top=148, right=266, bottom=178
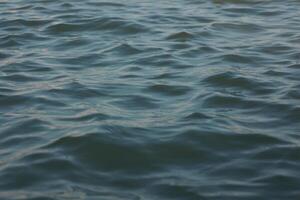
left=1, top=0, right=300, bottom=199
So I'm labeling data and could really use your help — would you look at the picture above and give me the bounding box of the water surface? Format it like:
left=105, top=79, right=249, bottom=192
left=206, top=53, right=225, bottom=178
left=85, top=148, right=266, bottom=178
left=1, top=0, right=300, bottom=199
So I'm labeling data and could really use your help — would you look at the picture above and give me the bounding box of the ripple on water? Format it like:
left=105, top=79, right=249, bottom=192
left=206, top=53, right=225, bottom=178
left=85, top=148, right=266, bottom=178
left=166, top=31, right=195, bottom=41
left=112, top=95, right=160, bottom=110
left=203, top=71, right=275, bottom=95
left=145, top=84, right=192, bottom=96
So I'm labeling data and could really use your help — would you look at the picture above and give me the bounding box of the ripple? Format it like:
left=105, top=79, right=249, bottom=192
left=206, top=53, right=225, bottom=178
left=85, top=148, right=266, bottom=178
left=45, top=23, right=85, bottom=34
left=0, top=18, right=51, bottom=28
left=221, top=54, right=258, bottom=64
left=91, top=18, right=149, bottom=34
left=288, top=63, right=300, bottom=69
left=103, top=43, right=141, bottom=56
left=0, top=135, right=42, bottom=149
left=48, top=81, right=105, bottom=99
left=166, top=31, right=194, bottom=41
left=183, top=112, right=211, bottom=120
left=112, top=95, right=159, bottom=110
left=0, top=118, right=51, bottom=138
left=203, top=71, right=274, bottom=94
left=145, top=84, right=192, bottom=96
left=211, top=22, right=264, bottom=33
left=0, top=94, right=30, bottom=108
left=46, top=133, right=157, bottom=173
left=201, top=93, right=256, bottom=109
left=1, top=73, right=41, bottom=82
left=151, top=72, right=181, bottom=80
left=135, top=53, right=178, bottom=67
left=150, top=183, right=204, bottom=199
left=0, top=38, right=22, bottom=47
left=176, top=130, right=287, bottom=151
left=52, top=37, right=91, bottom=50
left=59, top=111, right=109, bottom=122
left=252, top=145, right=300, bottom=161
left=86, top=2, right=125, bottom=7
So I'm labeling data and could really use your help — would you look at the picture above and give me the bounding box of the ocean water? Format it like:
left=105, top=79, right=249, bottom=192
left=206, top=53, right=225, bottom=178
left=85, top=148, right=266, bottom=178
left=1, top=0, right=300, bottom=199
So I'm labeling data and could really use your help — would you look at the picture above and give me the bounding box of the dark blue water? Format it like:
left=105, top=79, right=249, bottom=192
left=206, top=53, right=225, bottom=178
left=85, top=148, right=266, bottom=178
left=1, top=0, right=300, bottom=199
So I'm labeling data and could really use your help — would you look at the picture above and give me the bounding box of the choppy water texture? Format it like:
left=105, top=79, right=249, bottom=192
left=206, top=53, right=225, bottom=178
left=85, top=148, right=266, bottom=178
left=1, top=0, right=300, bottom=199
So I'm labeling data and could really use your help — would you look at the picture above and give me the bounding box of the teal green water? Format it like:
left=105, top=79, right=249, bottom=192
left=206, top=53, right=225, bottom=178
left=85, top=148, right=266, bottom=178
left=1, top=0, right=300, bottom=199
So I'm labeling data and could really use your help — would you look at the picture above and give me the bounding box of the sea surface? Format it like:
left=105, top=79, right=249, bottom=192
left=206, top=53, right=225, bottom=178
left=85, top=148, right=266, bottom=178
left=1, top=0, right=300, bottom=199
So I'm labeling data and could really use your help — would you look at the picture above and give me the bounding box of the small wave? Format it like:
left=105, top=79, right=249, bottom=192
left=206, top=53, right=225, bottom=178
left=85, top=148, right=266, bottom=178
left=166, top=31, right=194, bottom=41
left=1, top=73, right=41, bottom=82
left=58, top=111, right=109, bottom=122
left=45, top=133, right=156, bottom=173
left=91, top=18, right=148, bottom=34
left=183, top=112, right=211, bottom=120
left=0, top=38, right=22, bottom=47
left=0, top=94, right=30, bottom=109
left=135, top=53, right=178, bottom=67
left=0, top=18, right=51, bottom=28
left=201, top=93, right=258, bottom=109
left=101, top=43, right=141, bottom=56
left=175, top=130, right=287, bottom=152
left=45, top=23, right=85, bottom=34
left=52, top=37, right=91, bottom=50
left=145, top=84, right=192, bottom=96
left=48, top=81, right=105, bottom=99
left=151, top=72, right=181, bottom=80
left=203, top=71, right=274, bottom=94
left=45, top=17, right=149, bottom=35
left=86, top=2, right=125, bottom=7
left=220, top=54, right=258, bottom=64
left=287, top=64, right=300, bottom=69
left=211, top=22, right=264, bottom=33
left=1, top=118, right=51, bottom=137
left=112, top=95, right=159, bottom=110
